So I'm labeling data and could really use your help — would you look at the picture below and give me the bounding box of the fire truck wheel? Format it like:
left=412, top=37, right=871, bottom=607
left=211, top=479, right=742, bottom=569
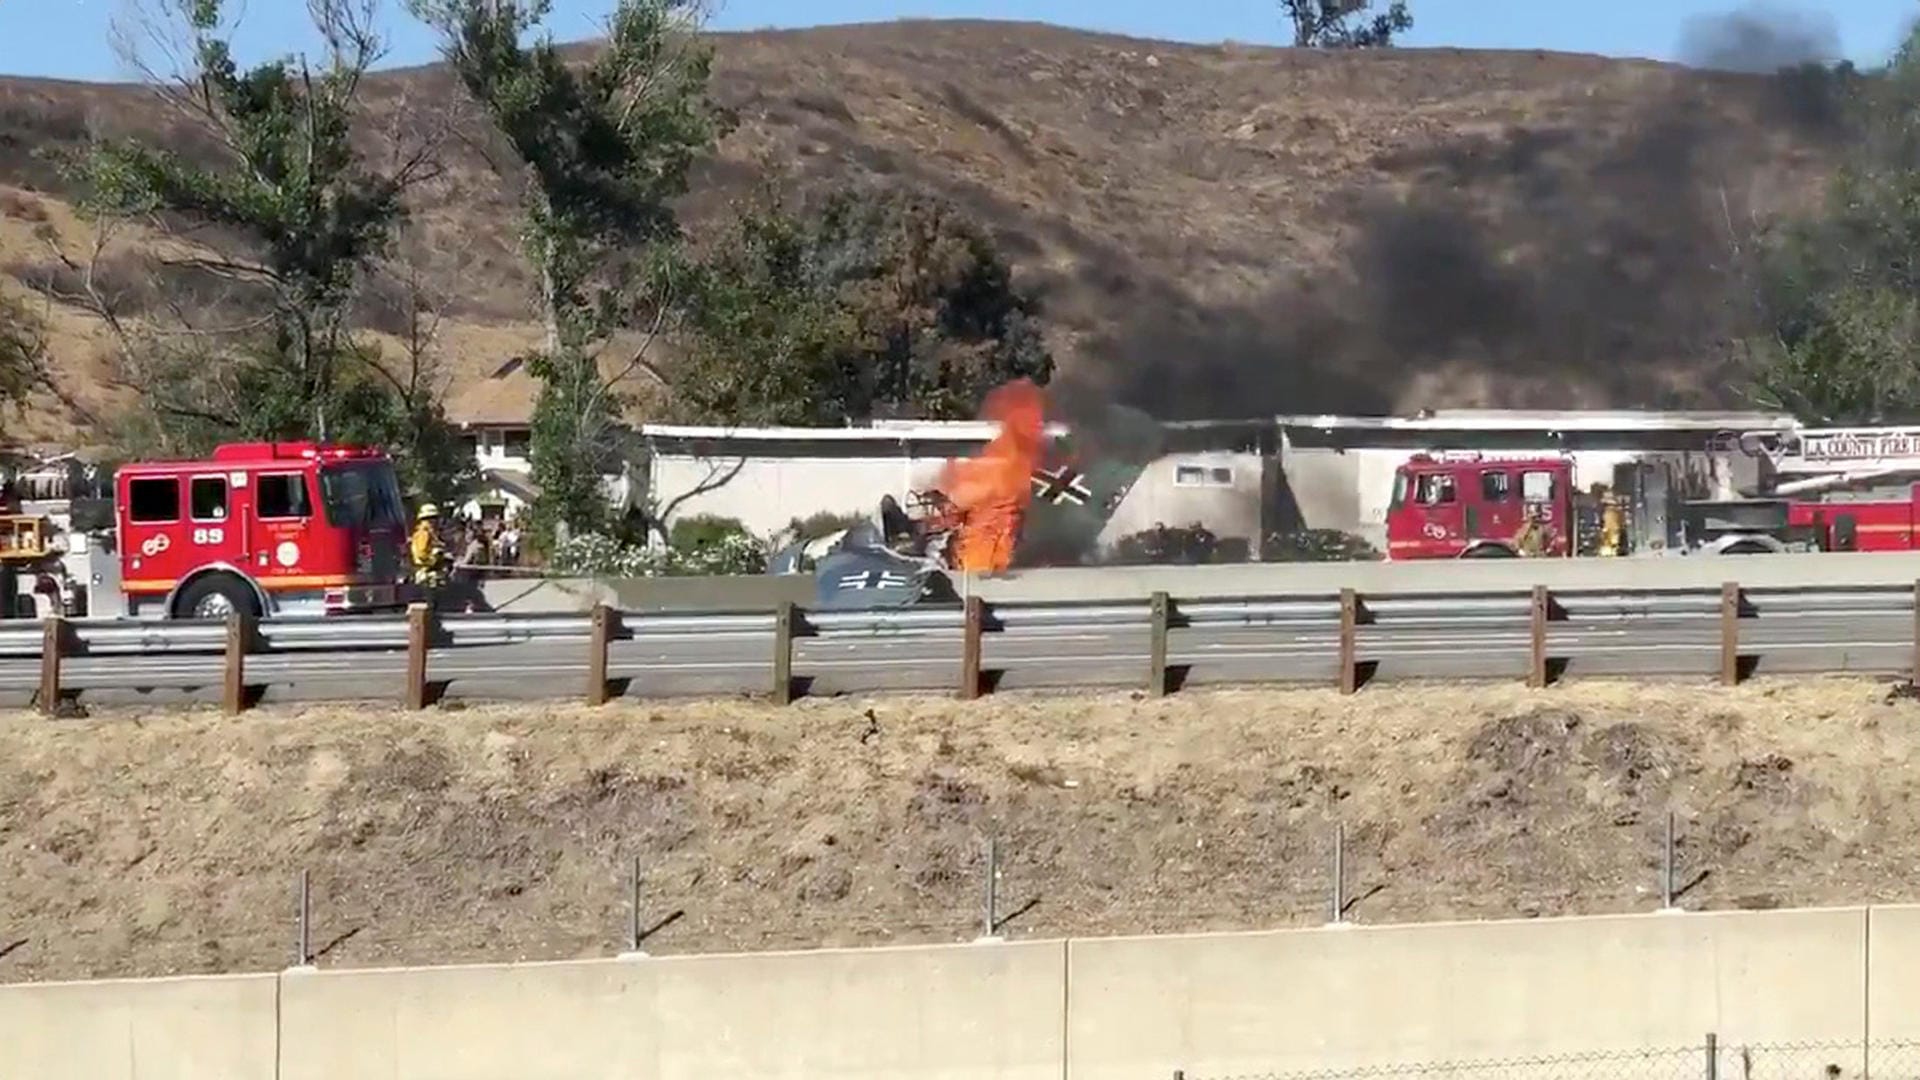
left=174, top=574, right=261, bottom=621
left=1462, top=544, right=1516, bottom=558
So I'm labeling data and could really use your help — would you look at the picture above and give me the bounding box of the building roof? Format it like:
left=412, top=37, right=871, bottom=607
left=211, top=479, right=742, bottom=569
left=640, top=420, right=1073, bottom=442
left=1276, top=409, right=1800, bottom=433
left=445, top=330, right=669, bottom=428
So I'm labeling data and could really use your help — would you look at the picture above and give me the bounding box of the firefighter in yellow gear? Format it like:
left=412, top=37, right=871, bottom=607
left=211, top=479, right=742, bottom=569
left=1599, top=495, right=1625, bottom=557
left=410, top=503, right=449, bottom=588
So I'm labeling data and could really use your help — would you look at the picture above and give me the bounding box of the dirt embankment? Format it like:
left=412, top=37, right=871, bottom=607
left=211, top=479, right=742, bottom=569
left=0, top=20, right=1843, bottom=443
left=4, top=678, right=1920, bottom=983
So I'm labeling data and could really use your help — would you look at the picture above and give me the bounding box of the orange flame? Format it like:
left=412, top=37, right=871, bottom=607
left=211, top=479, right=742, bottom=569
left=937, top=378, right=1047, bottom=574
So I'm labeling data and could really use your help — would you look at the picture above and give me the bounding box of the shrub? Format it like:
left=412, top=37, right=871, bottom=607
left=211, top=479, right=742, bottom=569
left=1262, top=529, right=1381, bottom=563
left=785, top=509, right=870, bottom=542
left=550, top=525, right=767, bottom=578
left=669, top=513, right=752, bottom=551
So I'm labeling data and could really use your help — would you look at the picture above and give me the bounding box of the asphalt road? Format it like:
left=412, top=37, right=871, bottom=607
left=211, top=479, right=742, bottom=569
left=0, top=609, right=1908, bottom=709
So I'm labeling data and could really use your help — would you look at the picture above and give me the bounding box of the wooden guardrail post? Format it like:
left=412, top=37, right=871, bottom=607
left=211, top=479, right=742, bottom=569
left=773, top=601, right=796, bottom=705
left=960, top=595, right=984, bottom=700
left=1149, top=591, right=1171, bottom=697
left=1528, top=585, right=1550, bottom=689
left=223, top=610, right=256, bottom=715
left=1338, top=589, right=1360, bottom=695
left=405, top=602, right=431, bottom=710
left=38, top=615, right=64, bottom=716
left=1719, top=582, right=1742, bottom=687
left=587, top=603, right=619, bottom=706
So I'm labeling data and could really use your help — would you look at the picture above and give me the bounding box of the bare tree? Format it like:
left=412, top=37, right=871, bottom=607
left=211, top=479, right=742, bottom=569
left=66, top=0, right=440, bottom=446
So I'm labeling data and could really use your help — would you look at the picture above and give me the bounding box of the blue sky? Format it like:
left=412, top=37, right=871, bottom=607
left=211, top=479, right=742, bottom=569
left=0, top=1, right=1911, bottom=83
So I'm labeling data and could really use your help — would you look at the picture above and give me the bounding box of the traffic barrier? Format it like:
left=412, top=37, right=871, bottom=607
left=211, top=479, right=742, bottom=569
left=1149, top=591, right=1170, bottom=697
left=223, top=610, right=255, bottom=715
left=8, top=581, right=1920, bottom=706
left=961, top=594, right=985, bottom=700
left=773, top=600, right=797, bottom=705
left=587, top=603, right=617, bottom=706
left=405, top=602, right=432, bottom=710
left=37, top=616, right=63, bottom=715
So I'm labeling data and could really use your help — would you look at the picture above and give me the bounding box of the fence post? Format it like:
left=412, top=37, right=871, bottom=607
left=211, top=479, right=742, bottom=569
left=1662, top=810, right=1680, bottom=911
left=1719, top=582, right=1741, bottom=686
left=1329, top=821, right=1346, bottom=924
left=293, top=869, right=312, bottom=968
left=223, top=610, right=255, bottom=716
left=960, top=595, right=985, bottom=700
left=1149, top=591, right=1170, bottom=697
left=981, top=836, right=1000, bottom=940
left=405, top=602, right=431, bottom=710
left=1528, top=585, right=1550, bottom=689
left=773, top=601, right=796, bottom=705
left=37, top=615, right=64, bottom=716
left=1705, top=1032, right=1718, bottom=1080
left=624, top=855, right=646, bottom=957
left=587, top=604, right=617, bottom=707
left=1338, top=590, right=1359, bottom=695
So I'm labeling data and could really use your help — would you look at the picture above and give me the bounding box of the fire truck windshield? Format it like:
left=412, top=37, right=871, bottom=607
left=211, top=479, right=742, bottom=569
left=318, top=461, right=405, bottom=529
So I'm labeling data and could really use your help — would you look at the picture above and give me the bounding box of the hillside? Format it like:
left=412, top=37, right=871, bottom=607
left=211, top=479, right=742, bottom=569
left=0, top=20, right=1845, bottom=443
left=5, top=679, right=1920, bottom=982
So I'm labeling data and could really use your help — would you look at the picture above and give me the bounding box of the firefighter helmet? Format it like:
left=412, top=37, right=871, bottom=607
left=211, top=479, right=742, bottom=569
left=416, top=503, right=440, bottom=521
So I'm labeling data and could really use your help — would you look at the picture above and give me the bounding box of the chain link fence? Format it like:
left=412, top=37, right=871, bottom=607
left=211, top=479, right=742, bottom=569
left=1175, top=1038, right=1920, bottom=1080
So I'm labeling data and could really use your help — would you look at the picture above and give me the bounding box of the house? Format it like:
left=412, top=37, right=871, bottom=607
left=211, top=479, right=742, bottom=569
left=445, top=351, right=651, bottom=524
left=639, top=417, right=1278, bottom=556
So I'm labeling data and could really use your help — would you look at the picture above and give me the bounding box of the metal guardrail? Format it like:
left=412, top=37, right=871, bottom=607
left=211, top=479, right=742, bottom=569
left=8, top=581, right=1920, bottom=711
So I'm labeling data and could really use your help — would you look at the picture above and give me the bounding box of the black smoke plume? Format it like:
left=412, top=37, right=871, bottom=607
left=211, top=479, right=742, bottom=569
left=1679, top=4, right=1841, bottom=74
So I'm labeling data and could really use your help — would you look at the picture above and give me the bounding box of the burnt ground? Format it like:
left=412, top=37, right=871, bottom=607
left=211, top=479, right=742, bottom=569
left=4, top=677, right=1919, bottom=983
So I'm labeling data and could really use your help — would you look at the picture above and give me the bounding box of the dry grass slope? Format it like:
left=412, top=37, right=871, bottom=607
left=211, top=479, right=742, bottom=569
left=4, top=678, right=1920, bottom=983
left=0, top=20, right=1843, bottom=441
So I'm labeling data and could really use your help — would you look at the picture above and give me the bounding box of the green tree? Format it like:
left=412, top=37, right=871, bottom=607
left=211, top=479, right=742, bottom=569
left=0, top=293, right=47, bottom=423
left=1281, top=0, right=1412, bottom=48
left=1744, top=46, right=1913, bottom=422
left=670, top=188, right=1054, bottom=424
left=408, top=0, right=725, bottom=544
left=69, top=0, right=424, bottom=441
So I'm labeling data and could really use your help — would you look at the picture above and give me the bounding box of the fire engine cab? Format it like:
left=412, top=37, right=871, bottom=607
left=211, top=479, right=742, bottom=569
left=1386, top=452, right=1580, bottom=559
left=115, top=442, right=410, bottom=619
left=1, top=442, right=412, bottom=619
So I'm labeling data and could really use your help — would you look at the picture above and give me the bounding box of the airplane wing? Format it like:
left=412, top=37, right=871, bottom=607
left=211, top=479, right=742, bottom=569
left=1017, top=456, right=1146, bottom=566
left=812, top=549, right=939, bottom=610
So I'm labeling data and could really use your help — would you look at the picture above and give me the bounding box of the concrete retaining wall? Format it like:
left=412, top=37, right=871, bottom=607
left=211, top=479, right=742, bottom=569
left=2, top=908, right=1910, bottom=1079
left=1065, top=910, right=1869, bottom=1080
left=484, top=551, right=1920, bottom=614
left=0, top=973, right=278, bottom=1080
left=278, top=942, right=1066, bottom=1080
left=1868, top=905, right=1920, bottom=1042
left=970, top=550, right=1920, bottom=602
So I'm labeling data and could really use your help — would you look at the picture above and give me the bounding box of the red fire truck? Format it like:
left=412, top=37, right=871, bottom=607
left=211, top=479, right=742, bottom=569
left=1384, top=430, right=1920, bottom=560
left=4, top=442, right=412, bottom=618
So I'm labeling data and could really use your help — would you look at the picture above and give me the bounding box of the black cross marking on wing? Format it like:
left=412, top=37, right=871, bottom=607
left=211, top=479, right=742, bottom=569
left=1031, top=466, right=1092, bottom=506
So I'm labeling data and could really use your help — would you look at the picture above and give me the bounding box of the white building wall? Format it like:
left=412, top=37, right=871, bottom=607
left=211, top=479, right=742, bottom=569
left=1100, top=452, right=1266, bottom=551
left=649, top=453, right=954, bottom=538
left=471, top=429, right=532, bottom=474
